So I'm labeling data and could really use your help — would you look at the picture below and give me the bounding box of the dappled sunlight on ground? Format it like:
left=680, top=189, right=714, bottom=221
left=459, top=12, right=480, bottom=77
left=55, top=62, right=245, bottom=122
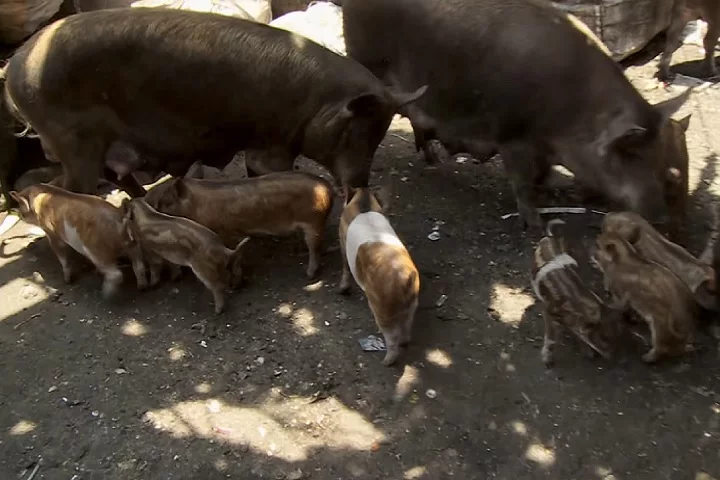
left=489, top=283, right=535, bottom=327
left=143, top=395, right=386, bottom=462
left=0, top=277, right=50, bottom=321
left=9, top=420, right=37, bottom=436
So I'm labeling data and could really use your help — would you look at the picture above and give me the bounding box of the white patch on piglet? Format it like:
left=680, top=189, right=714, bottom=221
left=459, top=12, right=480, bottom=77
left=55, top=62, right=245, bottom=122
left=531, top=253, right=578, bottom=302
left=64, top=220, right=97, bottom=264
left=346, top=211, right=404, bottom=290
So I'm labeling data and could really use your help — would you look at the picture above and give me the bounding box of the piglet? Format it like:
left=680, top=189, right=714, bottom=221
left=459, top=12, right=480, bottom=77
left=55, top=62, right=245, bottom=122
left=122, top=198, right=249, bottom=314
left=10, top=184, right=147, bottom=298
left=593, top=232, right=697, bottom=363
left=143, top=165, right=334, bottom=278
left=338, top=186, right=420, bottom=366
left=602, top=211, right=716, bottom=310
left=531, top=219, right=620, bottom=366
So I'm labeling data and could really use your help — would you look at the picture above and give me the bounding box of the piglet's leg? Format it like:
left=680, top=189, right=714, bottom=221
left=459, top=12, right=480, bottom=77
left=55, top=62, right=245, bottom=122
left=127, top=244, right=148, bottom=291
left=541, top=308, right=558, bottom=367
left=302, top=224, right=323, bottom=278
left=47, top=236, right=76, bottom=284
left=190, top=264, right=226, bottom=314
left=98, top=264, right=124, bottom=299
left=338, top=238, right=352, bottom=294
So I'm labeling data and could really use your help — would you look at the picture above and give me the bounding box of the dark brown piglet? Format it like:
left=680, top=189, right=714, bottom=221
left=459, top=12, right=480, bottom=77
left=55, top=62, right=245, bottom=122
left=602, top=211, right=716, bottom=310
left=593, top=232, right=697, bottom=363
left=123, top=198, right=249, bottom=314
left=144, top=167, right=334, bottom=278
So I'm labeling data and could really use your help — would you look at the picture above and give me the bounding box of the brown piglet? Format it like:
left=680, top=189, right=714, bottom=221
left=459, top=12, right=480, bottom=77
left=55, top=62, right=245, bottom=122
left=10, top=184, right=147, bottom=298
left=143, top=164, right=334, bottom=278
left=338, top=187, right=420, bottom=366
left=593, top=232, right=697, bottom=363
left=531, top=219, right=620, bottom=366
left=602, top=211, right=716, bottom=310
left=122, top=198, right=249, bottom=314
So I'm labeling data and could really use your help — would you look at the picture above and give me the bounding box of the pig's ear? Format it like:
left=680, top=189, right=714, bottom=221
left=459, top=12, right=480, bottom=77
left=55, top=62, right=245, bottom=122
left=597, top=114, right=648, bottom=154
left=654, top=87, right=692, bottom=120
left=170, top=178, right=187, bottom=199
left=10, top=191, right=29, bottom=211
left=185, top=161, right=204, bottom=179
left=389, top=85, right=428, bottom=109
left=677, top=114, right=692, bottom=132
left=343, top=93, right=385, bottom=118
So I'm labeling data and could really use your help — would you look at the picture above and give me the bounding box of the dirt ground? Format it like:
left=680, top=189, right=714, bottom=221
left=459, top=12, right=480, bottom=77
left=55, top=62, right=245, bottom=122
left=2, top=43, right=720, bottom=480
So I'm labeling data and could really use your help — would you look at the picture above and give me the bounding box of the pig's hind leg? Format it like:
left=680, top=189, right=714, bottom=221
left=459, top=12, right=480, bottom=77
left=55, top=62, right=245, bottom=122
left=190, top=263, right=227, bottom=314
left=97, top=263, right=124, bottom=299
left=702, top=19, right=720, bottom=78
left=658, top=7, right=696, bottom=81
left=302, top=223, right=323, bottom=278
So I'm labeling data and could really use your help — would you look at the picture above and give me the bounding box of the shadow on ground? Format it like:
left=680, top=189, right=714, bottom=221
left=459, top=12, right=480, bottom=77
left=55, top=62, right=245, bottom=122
left=1, top=109, right=719, bottom=480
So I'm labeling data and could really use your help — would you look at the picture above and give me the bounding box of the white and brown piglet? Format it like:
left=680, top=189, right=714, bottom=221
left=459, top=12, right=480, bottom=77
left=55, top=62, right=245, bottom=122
left=338, top=186, right=420, bottom=366
left=143, top=164, right=334, bottom=278
left=531, top=219, right=620, bottom=366
left=10, top=184, right=147, bottom=298
left=593, top=232, right=697, bottom=363
left=602, top=211, right=716, bottom=310
left=122, top=198, right=249, bottom=314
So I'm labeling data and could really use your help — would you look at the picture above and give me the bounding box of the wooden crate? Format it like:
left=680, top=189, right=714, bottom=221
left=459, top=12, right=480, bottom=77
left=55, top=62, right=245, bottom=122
left=553, top=0, right=674, bottom=60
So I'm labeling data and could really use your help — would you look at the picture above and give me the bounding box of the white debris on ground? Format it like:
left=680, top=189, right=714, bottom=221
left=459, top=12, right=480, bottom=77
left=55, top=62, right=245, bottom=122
left=270, top=1, right=346, bottom=56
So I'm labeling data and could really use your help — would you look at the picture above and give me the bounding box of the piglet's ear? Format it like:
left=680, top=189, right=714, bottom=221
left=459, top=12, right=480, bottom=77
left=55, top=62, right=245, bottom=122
left=185, top=161, right=204, bottom=179
left=343, top=93, right=384, bottom=118
left=10, top=191, right=29, bottom=212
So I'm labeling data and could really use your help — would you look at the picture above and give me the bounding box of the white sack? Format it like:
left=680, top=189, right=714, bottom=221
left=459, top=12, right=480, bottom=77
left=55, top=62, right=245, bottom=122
left=270, top=1, right=346, bottom=56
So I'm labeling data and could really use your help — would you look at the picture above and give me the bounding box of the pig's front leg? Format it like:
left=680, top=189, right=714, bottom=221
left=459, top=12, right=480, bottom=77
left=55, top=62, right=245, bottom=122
left=127, top=243, right=148, bottom=291
left=47, top=235, right=76, bottom=284
left=499, top=143, right=543, bottom=230
left=338, top=237, right=352, bottom=294
left=541, top=306, right=559, bottom=367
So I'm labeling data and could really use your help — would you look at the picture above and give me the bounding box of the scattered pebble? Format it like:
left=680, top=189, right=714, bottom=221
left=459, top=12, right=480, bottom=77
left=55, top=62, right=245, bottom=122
left=256, top=357, right=265, bottom=366
left=359, top=335, right=386, bottom=352
left=455, top=156, right=469, bottom=164
left=427, top=231, right=441, bottom=241
left=114, top=368, right=127, bottom=375
left=435, top=294, right=448, bottom=308
left=47, top=386, right=57, bottom=393
left=199, top=341, right=208, bottom=348
left=91, top=410, right=100, bottom=417
left=426, top=389, right=437, bottom=399
left=207, top=400, right=221, bottom=413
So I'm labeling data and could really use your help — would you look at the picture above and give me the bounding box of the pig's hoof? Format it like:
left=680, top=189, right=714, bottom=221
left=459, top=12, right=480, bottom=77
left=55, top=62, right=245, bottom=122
left=423, top=141, right=450, bottom=165
left=102, top=283, right=120, bottom=299
left=381, top=350, right=400, bottom=366
left=306, top=264, right=319, bottom=279
left=541, top=348, right=554, bottom=367
left=641, top=349, right=659, bottom=363
left=338, top=284, right=351, bottom=295
left=191, top=321, right=207, bottom=336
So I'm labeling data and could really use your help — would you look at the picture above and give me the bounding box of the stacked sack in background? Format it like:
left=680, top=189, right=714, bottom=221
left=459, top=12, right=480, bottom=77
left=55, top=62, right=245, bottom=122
left=0, top=0, right=63, bottom=44
left=269, top=1, right=345, bottom=56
